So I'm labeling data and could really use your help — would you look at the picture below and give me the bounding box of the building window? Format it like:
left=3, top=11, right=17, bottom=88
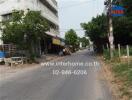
left=39, top=0, right=58, bottom=17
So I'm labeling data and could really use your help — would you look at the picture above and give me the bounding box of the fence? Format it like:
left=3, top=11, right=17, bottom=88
left=118, top=44, right=132, bottom=63
left=103, top=44, right=132, bottom=63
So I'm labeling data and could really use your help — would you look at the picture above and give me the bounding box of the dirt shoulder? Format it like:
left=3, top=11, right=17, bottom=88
left=0, top=55, right=64, bottom=81
left=98, top=56, right=131, bottom=100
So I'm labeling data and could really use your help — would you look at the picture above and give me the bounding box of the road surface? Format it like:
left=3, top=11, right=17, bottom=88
left=0, top=50, right=113, bottom=100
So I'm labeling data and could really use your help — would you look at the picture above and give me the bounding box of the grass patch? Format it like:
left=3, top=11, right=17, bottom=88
left=112, top=62, right=132, bottom=98
left=103, top=47, right=132, bottom=99
left=103, top=49, right=119, bottom=62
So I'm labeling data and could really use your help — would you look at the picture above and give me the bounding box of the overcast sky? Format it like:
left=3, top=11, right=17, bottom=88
left=56, top=0, right=105, bottom=38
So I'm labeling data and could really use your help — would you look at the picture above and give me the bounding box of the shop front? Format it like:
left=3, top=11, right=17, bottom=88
left=40, top=32, right=65, bottom=55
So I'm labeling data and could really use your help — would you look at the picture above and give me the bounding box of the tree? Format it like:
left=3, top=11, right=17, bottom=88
left=1, top=10, right=49, bottom=61
left=113, top=0, right=132, bottom=45
left=113, top=16, right=132, bottom=45
left=65, top=29, right=78, bottom=51
left=79, top=37, right=89, bottom=48
left=80, top=0, right=132, bottom=53
left=121, top=0, right=132, bottom=17
left=81, top=14, right=108, bottom=53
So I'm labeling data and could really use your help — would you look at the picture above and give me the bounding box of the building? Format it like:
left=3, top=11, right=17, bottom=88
left=0, top=0, right=64, bottom=55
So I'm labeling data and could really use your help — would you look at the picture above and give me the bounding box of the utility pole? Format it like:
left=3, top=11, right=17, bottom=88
left=109, top=0, right=114, bottom=58
left=105, top=0, right=114, bottom=59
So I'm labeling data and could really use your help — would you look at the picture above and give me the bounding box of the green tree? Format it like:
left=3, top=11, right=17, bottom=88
left=113, top=0, right=132, bottom=45
left=65, top=29, right=78, bottom=51
left=1, top=10, right=49, bottom=61
left=121, top=0, right=132, bottom=17
left=79, top=37, right=89, bottom=48
left=81, top=0, right=132, bottom=53
left=81, top=14, right=108, bottom=52
left=113, top=16, right=132, bottom=45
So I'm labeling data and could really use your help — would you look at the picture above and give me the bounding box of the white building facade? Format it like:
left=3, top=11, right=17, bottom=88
left=0, top=0, right=59, bottom=45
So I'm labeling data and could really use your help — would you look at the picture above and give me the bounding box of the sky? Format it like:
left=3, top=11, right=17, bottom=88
left=56, top=0, right=105, bottom=38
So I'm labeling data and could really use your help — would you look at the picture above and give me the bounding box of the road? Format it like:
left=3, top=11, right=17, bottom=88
left=0, top=50, right=113, bottom=100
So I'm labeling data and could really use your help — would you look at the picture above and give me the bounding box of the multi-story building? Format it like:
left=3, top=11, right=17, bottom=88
left=0, top=0, right=59, bottom=45
left=0, top=0, right=63, bottom=55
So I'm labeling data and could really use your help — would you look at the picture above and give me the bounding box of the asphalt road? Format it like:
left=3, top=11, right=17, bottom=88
left=0, top=50, right=113, bottom=100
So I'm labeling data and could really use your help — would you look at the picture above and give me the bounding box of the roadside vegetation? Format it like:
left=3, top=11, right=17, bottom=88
left=81, top=0, right=132, bottom=53
left=103, top=47, right=132, bottom=99
left=1, top=10, right=49, bottom=62
left=78, top=37, right=89, bottom=49
left=65, top=29, right=90, bottom=52
left=112, top=63, right=132, bottom=98
left=65, top=29, right=78, bottom=52
left=65, top=29, right=78, bottom=50
left=80, top=0, right=132, bottom=99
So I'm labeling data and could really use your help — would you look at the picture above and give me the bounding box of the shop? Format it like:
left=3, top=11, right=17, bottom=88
left=40, top=32, right=65, bottom=55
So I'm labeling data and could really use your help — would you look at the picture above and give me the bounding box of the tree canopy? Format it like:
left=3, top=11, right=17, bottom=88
left=1, top=10, right=49, bottom=60
left=79, top=37, right=89, bottom=48
left=81, top=14, right=108, bottom=52
left=113, top=0, right=132, bottom=45
left=65, top=29, right=78, bottom=50
left=81, top=0, right=132, bottom=52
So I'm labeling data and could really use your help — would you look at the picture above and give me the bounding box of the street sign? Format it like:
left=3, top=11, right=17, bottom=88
left=112, top=5, right=125, bottom=17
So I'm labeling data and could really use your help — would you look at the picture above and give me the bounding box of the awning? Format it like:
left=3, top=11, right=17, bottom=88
left=45, top=32, right=58, bottom=37
left=45, top=32, right=65, bottom=46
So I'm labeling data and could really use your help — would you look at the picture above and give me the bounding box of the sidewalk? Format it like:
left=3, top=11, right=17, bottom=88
left=0, top=54, right=63, bottom=81
left=37, top=54, right=61, bottom=63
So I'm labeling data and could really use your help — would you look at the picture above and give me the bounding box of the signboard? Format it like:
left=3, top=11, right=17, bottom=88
left=112, top=5, right=125, bottom=17
left=52, top=38, right=61, bottom=45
